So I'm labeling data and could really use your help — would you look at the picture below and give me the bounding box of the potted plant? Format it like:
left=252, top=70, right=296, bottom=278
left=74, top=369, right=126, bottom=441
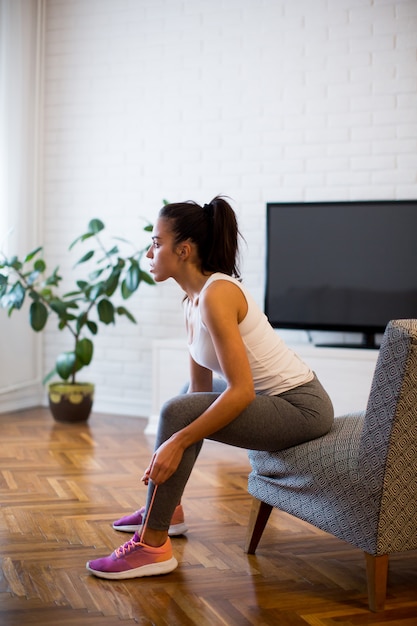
left=0, top=218, right=154, bottom=422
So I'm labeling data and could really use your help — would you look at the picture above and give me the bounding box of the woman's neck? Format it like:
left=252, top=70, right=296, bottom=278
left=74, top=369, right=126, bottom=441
left=178, top=270, right=216, bottom=303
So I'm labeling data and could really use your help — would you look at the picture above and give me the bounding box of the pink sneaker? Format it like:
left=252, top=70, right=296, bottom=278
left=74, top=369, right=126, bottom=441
left=86, top=532, right=178, bottom=580
left=112, top=504, right=188, bottom=536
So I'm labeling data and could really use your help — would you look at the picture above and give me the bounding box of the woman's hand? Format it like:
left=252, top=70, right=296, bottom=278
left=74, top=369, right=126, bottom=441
left=141, top=436, right=185, bottom=486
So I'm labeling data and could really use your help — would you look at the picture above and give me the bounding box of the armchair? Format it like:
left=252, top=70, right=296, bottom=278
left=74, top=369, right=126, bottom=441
left=245, top=319, right=417, bottom=611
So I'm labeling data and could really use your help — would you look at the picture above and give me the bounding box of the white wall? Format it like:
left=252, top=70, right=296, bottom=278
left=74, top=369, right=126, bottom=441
left=5, top=0, right=417, bottom=417
left=0, top=0, right=44, bottom=412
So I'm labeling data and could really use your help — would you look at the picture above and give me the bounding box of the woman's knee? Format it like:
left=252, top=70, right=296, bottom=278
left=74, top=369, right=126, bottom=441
left=159, top=396, right=191, bottom=431
left=159, top=393, right=219, bottom=432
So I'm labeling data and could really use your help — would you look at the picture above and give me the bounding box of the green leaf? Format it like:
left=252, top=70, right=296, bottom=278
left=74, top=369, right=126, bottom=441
left=97, top=298, right=115, bottom=324
left=10, top=257, right=22, bottom=271
left=87, top=320, right=98, bottom=335
left=104, top=269, right=121, bottom=297
left=140, top=270, right=155, bottom=285
left=73, top=355, right=85, bottom=375
left=4, top=281, right=25, bottom=310
left=125, top=260, right=140, bottom=292
left=26, top=270, right=41, bottom=286
left=61, top=313, right=77, bottom=323
left=105, top=245, right=119, bottom=257
left=24, top=246, right=43, bottom=263
left=75, top=250, right=94, bottom=266
left=44, top=267, right=62, bottom=286
left=34, top=259, right=46, bottom=272
left=42, top=367, right=57, bottom=385
left=76, top=313, right=87, bottom=333
left=39, top=287, right=53, bottom=299
left=121, top=279, right=132, bottom=299
left=116, top=306, right=137, bottom=324
left=89, top=283, right=104, bottom=301
left=29, top=301, right=48, bottom=331
left=62, top=289, right=83, bottom=298
left=56, top=313, right=76, bottom=329
left=49, top=298, right=78, bottom=316
left=68, top=219, right=104, bottom=250
left=56, top=351, right=76, bottom=380
left=0, top=273, right=7, bottom=297
left=88, top=218, right=105, bottom=234
left=69, top=232, right=94, bottom=250
left=76, top=337, right=93, bottom=365
left=88, top=268, right=105, bottom=281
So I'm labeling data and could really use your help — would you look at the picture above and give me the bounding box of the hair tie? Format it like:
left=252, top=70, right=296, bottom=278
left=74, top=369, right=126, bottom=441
left=203, top=202, right=214, bottom=220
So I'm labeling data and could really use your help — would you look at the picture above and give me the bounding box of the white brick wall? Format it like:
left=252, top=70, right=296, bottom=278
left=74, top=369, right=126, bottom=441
left=42, top=0, right=417, bottom=417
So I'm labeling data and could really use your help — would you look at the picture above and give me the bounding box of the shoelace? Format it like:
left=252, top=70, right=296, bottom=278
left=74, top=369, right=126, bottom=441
left=115, top=483, right=159, bottom=558
left=115, top=534, right=141, bottom=557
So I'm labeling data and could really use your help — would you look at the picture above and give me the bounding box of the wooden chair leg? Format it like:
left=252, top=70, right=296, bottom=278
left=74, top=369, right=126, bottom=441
left=364, top=552, right=389, bottom=612
left=245, top=498, right=273, bottom=554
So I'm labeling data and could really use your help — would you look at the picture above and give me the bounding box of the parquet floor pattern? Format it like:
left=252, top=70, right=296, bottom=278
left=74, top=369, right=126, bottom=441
left=0, top=408, right=416, bottom=625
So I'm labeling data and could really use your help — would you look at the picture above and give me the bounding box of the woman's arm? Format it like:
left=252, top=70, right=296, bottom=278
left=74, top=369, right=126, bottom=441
left=144, top=280, right=255, bottom=485
left=177, top=280, right=255, bottom=444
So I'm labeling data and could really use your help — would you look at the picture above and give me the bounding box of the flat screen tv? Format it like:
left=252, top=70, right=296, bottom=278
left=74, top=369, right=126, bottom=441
left=265, top=200, right=417, bottom=348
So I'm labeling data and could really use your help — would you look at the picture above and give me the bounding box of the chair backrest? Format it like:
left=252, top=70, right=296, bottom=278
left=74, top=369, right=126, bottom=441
left=359, top=319, right=417, bottom=552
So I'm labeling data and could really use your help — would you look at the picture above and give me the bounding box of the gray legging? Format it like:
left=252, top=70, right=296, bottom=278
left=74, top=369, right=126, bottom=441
left=145, top=375, right=334, bottom=530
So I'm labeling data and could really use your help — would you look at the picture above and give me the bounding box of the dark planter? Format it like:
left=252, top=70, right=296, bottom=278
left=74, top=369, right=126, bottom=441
left=48, top=382, right=95, bottom=423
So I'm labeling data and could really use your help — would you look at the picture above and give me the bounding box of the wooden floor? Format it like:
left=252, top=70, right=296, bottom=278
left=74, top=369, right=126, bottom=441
left=0, top=408, right=416, bottom=626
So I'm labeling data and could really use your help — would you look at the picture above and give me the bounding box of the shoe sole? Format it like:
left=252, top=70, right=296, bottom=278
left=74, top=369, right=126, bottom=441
left=86, top=556, right=178, bottom=580
left=112, top=522, right=188, bottom=536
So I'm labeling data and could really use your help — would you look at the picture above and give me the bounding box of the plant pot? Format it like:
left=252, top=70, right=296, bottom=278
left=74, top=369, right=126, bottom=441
left=48, top=382, right=95, bottom=423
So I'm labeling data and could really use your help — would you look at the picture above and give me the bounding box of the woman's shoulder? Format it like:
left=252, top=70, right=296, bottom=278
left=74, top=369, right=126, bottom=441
left=202, top=273, right=244, bottom=297
left=200, top=274, right=249, bottom=323
left=200, top=273, right=234, bottom=293
left=204, top=272, right=241, bottom=288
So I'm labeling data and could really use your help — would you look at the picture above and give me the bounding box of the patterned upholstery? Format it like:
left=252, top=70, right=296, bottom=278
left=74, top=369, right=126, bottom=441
left=247, top=320, right=417, bottom=557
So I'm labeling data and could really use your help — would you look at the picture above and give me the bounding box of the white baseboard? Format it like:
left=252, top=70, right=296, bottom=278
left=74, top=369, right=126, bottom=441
left=90, top=396, right=151, bottom=420
left=144, top=414, right=159, bottom=435
left=0, top=383, right=43, bottom=414
left=0, top=386, right=152, bottom=425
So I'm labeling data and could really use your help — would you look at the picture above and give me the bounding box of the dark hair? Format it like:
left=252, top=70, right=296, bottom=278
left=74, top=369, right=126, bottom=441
left=159, top=195, right=242, bottom=278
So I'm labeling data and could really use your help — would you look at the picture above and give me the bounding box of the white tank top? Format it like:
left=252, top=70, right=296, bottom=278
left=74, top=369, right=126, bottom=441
left=185, top=273, right=313, bottom=395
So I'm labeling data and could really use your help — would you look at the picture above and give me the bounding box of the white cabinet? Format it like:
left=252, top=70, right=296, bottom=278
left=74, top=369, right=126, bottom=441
left=147, top=339, right=379, bottom=435
left=146, top=340, right=189, bottom=434
left=294, top=344, right=378, bottom=414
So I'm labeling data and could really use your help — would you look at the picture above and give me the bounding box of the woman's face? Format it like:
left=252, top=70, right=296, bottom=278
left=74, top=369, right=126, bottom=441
left=146, top=217, right=181, bottom=282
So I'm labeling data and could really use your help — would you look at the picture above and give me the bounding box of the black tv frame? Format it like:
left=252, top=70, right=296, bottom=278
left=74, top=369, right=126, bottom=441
left=265, top=200, right=417, bottom=349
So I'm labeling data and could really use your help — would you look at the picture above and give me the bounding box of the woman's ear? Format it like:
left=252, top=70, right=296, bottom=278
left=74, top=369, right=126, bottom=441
left=176, top=241, right=192, bottom=259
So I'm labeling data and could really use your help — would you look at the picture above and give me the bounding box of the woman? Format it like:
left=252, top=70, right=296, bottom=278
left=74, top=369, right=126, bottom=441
left=86, top=196, right=334, bottom=579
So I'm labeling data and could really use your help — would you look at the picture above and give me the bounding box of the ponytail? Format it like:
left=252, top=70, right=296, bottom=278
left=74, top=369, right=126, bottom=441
left=159, top=196, right=242, bottom=278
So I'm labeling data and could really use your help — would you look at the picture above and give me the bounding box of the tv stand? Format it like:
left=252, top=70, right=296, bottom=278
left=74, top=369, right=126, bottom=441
left=316, top=332, right=380, bottom=350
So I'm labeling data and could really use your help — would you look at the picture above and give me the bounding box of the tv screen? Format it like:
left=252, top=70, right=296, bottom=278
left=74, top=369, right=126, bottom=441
left=265, top=200, right=417, bottom=348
